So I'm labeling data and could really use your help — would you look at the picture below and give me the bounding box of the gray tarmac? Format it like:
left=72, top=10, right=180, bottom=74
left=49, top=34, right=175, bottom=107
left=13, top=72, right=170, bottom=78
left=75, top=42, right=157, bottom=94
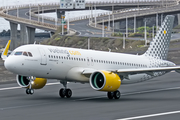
left=0, top=72, right=180, bottom=120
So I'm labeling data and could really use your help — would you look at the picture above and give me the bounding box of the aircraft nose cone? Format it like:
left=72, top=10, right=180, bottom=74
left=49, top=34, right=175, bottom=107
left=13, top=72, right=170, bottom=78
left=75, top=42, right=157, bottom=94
left=4, top=57, right=14, bottom=71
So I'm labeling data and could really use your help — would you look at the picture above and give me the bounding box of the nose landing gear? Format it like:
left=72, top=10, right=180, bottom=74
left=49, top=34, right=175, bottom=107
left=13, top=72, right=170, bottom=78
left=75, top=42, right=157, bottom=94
left=59, top=81, right=72, bottom=98
left=26, top=76, right=35, bottom=95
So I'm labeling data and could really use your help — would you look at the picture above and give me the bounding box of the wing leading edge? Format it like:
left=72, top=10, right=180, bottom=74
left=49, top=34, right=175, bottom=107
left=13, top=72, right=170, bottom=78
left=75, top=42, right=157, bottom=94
left=82, top=66, right=180, bottom=76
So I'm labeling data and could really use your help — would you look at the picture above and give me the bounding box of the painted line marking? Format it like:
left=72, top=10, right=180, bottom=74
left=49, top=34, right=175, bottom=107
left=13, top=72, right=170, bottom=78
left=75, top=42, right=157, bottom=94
left=0, top=82, right=59, bottom=91
left=116, top=110, right=180, bottom=120
left=74, top=86, right=180, bottom=101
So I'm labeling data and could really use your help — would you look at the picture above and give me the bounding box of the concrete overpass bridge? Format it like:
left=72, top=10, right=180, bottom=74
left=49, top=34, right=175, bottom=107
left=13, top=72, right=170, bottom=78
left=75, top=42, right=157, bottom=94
left=0, top=0, right=179, bottom=50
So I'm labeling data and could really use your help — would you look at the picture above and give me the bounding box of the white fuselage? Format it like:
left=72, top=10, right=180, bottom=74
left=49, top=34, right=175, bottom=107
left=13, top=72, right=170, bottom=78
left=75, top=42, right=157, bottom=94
left=4, top=44, right=175, bottom=84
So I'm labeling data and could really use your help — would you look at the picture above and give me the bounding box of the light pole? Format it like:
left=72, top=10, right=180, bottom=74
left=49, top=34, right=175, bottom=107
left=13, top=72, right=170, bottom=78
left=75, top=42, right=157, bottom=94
left=138, top=0, right=139, bottom=13
left=55, top=9, right=58, bottom=28
left=88, top=37, right=90, bottom=50
left=42, top=7, right=44, bottom=24
left=123, top=33, right=125, bottom=49
left=94, top=4, right=97, bottom=27
left=17, top=1, right=19, bottom=17
left=112, top=14, right=114, bottom=34
left=102, top=19, right=104, bottom=37
left=108, top=13, right=110, bottom=31
left=68, top=12, right=70, bottom=34
left=134, top=14, right=136, bottom=33
left=156, top=13, right=158, bottom=34
left=29, top=5, right=31, bottom=21
left=144, top=18, right=147, bottom=46
left=38, top=5, right=40, bottom=22
left=126, top=17, right=128, bottom=38
left=89, top=4, right=90, bottom=25
left=152, top=25, right=154, bottom=40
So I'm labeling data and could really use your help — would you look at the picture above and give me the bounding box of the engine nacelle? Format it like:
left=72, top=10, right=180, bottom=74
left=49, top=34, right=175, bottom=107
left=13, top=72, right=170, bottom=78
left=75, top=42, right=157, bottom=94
left=16, top=75, right=47, bottom=89
left=90, top=71, right=121, bottom=92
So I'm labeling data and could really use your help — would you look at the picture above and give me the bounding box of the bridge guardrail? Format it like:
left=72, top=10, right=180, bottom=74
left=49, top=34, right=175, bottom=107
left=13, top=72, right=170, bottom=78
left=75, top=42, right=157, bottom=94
left=0, top=0, right=178, bottom=33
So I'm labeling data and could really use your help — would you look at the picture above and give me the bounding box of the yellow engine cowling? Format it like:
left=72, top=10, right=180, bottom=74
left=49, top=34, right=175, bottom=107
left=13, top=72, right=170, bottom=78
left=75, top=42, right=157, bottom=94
left=90, top=71, right=121, bottom=92
left=16, top=75, right=47, bottom=89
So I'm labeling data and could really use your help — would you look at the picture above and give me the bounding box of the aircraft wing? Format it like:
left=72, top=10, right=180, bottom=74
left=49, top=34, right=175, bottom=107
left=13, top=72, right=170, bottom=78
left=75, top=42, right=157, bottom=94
left=115, top=66, right=180, bottom=75
left=82, top=66, right=180, bottom=76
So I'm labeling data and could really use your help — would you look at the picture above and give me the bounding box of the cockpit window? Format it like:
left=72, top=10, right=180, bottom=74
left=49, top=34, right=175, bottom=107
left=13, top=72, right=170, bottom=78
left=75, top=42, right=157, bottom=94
left=23, top=52, right=28, bottom=56
left=10, top=51, right=15, bottom=56
left=15, top=52, right=22, bottom=55
left=28, top=52, right=33, bottom=57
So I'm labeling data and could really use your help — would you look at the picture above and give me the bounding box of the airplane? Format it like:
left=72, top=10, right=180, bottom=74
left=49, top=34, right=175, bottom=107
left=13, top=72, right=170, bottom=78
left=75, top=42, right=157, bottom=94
left=2, top=15, right=180, bottom=99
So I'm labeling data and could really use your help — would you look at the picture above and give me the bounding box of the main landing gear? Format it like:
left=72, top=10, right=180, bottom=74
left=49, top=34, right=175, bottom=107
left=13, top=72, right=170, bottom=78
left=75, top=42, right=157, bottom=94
left=107, top=90, right=121, bottom=99
left=59, top=81, right=72, bottom=98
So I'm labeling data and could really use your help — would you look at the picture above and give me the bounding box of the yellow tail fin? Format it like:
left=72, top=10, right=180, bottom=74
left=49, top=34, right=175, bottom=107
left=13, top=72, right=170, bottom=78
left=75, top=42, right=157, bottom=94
left=1, top=40, right=11, bottom=60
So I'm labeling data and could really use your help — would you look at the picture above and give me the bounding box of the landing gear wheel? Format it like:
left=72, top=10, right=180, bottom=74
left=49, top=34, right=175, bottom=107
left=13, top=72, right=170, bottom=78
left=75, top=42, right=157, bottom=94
left=114, top=90, right=121, bottom=99
left=107, top=92, right=114, bottom=99
left=29, top=89, right=34, bottom=95
left=65, top=89, right=72, bottom=98
left=26, top=88, right=30, bottom=94
left=26, top=89, right=34, bottom=95
left=59, top=88, right=66, bottom=98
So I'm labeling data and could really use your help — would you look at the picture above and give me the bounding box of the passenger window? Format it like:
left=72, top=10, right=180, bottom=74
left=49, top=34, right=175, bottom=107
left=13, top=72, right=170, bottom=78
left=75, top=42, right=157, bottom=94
left=15, top=52, right=22, bottom=55
left=28, top=52, right=33, bottom=57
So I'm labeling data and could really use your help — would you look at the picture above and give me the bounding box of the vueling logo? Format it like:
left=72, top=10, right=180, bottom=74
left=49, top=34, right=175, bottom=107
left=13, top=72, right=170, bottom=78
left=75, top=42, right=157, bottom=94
left=69, top=50, right=81, bottom=56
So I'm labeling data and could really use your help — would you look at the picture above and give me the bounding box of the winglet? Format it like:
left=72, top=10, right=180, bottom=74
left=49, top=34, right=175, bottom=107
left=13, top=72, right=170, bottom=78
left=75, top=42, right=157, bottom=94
left=1, top=40, right=11, bottom=60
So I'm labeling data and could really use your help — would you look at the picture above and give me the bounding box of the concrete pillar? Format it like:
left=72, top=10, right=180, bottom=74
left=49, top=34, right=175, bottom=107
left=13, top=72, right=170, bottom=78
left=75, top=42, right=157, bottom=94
left=177, top=14, right=180, bottom=25
left=27, top=27, right=35, bottom=44
left=56, top=10, right=65, bottom=19
left=10, top=22, right=18, bottom=50
left=20, top=24, right=27, bottom=45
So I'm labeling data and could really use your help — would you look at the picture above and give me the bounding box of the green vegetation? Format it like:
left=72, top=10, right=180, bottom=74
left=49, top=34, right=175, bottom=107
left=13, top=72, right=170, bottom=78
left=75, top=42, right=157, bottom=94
left=42, top=34, right=147, bottom=53
left=111, top=26, right=157, bottom=37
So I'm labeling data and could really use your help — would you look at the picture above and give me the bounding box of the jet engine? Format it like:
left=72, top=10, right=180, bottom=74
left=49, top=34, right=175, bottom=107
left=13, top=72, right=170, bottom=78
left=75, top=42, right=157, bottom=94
left=16, top=75, right=47, bottom=89
left=90, top=71, right=121, bottom=92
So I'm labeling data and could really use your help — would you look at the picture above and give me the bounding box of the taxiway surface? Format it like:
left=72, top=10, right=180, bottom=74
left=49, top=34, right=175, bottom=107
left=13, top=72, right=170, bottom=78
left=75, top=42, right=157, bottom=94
left=0, top=72, right=180, bottom=120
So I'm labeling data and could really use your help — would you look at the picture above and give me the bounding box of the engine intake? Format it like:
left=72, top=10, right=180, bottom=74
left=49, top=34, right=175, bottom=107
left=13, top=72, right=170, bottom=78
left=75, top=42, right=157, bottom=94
left=90, top=71, right=121, bottom=92
left=16, top=75, right=47, bottom=89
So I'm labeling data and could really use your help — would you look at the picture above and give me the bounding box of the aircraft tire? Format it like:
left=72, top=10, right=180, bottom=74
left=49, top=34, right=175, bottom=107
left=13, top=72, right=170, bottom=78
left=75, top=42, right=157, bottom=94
left=114, top=90, right=121, bottom=99
left=65, top=89, right=72, bottom=98
left=59, top=88, right=66, bottom=98
left=26, top=89, right=30, bottom=94
left=29, top=89, right=34, bottom=95
left=107, top=92, right=114, bottom=99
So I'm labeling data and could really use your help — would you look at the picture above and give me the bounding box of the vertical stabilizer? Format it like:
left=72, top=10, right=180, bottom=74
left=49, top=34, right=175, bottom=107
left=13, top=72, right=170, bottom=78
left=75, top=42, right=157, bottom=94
left=143, top=15, right=174, bottom=60
left=1, top=40, right=11, bottom=60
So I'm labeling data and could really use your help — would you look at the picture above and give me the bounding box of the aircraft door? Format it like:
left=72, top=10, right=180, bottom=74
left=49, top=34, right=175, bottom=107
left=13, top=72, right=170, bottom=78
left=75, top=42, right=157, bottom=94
left=38, top=48, right=47, bottom=65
